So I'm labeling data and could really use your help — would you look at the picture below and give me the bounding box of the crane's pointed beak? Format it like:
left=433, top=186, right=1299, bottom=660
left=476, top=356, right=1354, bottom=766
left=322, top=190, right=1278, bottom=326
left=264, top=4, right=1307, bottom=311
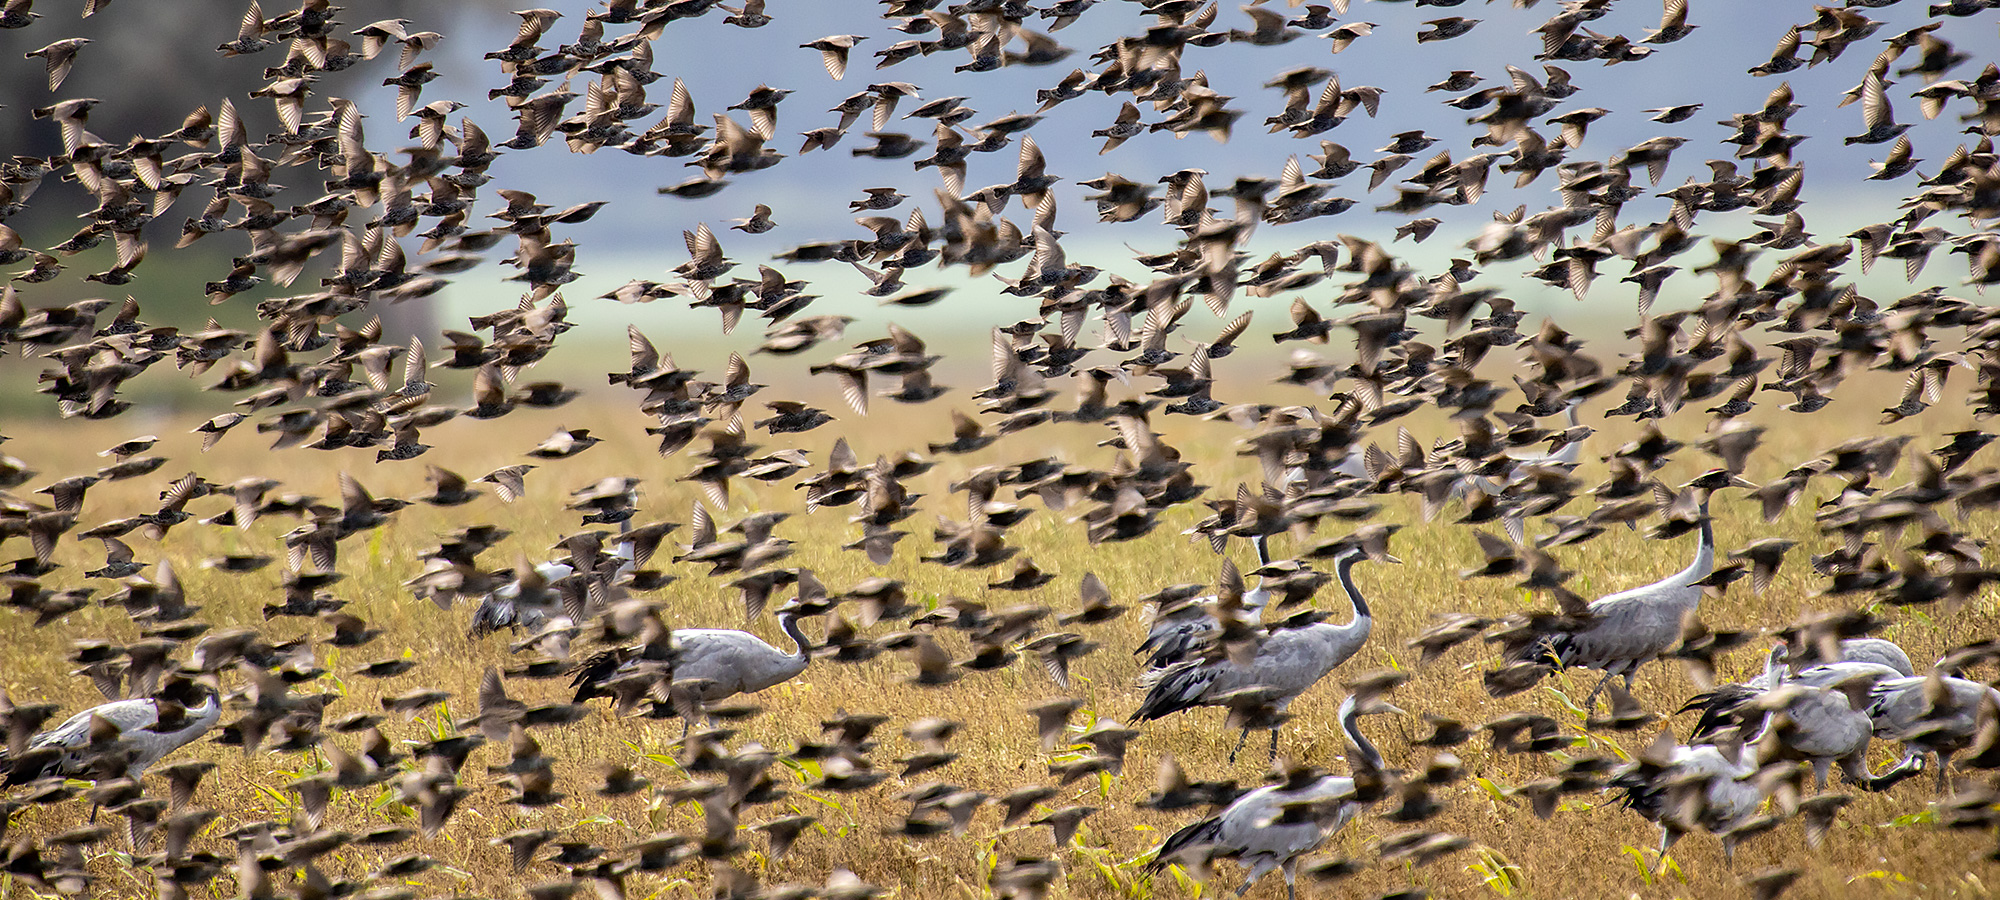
left=1382, top=553, right=1403, bottom=564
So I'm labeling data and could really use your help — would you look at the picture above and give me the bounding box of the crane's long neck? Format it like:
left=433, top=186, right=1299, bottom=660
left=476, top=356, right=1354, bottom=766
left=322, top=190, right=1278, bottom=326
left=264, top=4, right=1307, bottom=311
left=1763, top=645, right=1786, bottom=688
left=1334, top=553, right=1370, bottom=629
left=1677, top=501, right=1715, bottom=585
left=776, top=613, right=812, bottom=661
left=1245, top=534, right=1273, bottom=611
left=177, top=690, right=222, bottom=736
left=1341, top=700, right=1384, bottom=772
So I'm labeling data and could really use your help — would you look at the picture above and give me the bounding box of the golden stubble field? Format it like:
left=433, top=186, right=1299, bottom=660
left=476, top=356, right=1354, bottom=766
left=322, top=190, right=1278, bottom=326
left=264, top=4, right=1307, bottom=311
left=1, top=355, right=1997, bottom=900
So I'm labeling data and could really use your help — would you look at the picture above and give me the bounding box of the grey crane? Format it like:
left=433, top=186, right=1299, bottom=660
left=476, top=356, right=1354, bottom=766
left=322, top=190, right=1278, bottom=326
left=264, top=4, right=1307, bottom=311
left=1135, top=544, right=1383, bottom=762
left=1137, top=534, right=1272, bottom=670
left=1866, top=671, right=2000, bottom=789
left=1740, top=645, right=1915, bottom=790
left=1148, top=694, right=1394, bottom=900
left=572, top=605, right=815, bottom=734
left=1791, top=637, right=1913, bottom=677
left=468, top=558, right=582, bottom=638
left=1515, top=488, right=1732, bottom=711
left=1611, top=732, right=1762, bottom=870
left=1684, top=642, right=1910, bottom=744
left=3, top=677, right=221, bottom=816
left=470, top=517, right=642, bottom=641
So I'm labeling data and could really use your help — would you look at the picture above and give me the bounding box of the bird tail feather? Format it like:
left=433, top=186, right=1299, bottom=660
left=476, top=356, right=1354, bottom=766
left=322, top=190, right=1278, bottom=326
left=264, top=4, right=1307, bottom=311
left=568, top=649, right=624, bottom=703
left=1134, top=662, right=1212, bottom=721
left=1146, top=815, right=1223, bottom=872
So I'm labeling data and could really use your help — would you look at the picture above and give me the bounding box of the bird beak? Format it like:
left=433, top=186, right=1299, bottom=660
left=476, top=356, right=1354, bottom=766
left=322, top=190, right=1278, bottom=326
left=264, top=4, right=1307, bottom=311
left=1382, top=553, right=1404, bottom=565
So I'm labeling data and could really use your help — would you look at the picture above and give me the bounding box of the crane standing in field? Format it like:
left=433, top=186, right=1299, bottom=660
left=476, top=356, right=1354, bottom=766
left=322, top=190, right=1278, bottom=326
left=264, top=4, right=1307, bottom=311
left=1789, top=637, right=1913, bottom=677
left=571, top=602, right=816, bottom=735
left=1611, top=731, right=1763, bottom=870
left=469, top=489, right=648, bottom=640
left=1507, top=472, right=1750, bottom=711
left=2, top=675, right=221, bottom=817
left=1135, top=541, right=1387, bottom=763
left=1865, top=671, right=2000, bottom=790
left=1148, top=694, right=1397, bottom=900
left=1481, top=398, right=1591, bottom=541
left=1732, top=645, right=1920, bottom=790
left=1683, top=639, right=1914, bottom=743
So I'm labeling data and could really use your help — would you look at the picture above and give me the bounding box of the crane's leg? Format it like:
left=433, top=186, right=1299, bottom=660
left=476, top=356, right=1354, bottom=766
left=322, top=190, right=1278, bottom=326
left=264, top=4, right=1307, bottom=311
left=1229, top=728, right=1250, bottom=764
left=1840, top=751, right=1885, bottom=791
left=680, top=715, right=691, bottom=740
left=1812, top=758, right=1830, bottom=790
left=1237, top=859, right=1276, bottom=897
left=1282, top=860, right=1298, bottom=900
left=1268, top=727, right=1280, bottom=763
left=1935, top=751, right=1952, bottom=793
left=1581, top=671, right=1616, bottom=712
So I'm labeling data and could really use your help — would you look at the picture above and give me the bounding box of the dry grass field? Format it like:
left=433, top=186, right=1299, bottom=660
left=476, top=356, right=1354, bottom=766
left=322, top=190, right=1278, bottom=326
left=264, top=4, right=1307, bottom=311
left=1, top=2, right=1999, bottom=898
left=2, top=354, right=1997, bottom=900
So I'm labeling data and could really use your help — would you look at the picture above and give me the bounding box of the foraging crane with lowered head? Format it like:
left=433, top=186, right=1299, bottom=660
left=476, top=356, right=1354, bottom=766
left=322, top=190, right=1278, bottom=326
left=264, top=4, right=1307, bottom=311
left=3, top=674, right=221, bottom=819
left=1148, top=694, right=1398, bottom=900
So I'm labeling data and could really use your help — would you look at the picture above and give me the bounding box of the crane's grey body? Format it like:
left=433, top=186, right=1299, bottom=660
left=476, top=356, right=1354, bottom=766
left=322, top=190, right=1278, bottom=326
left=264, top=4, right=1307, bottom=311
left=1475, top=401, right=1587, bottom=507
left=1138, top=536, right=1272, bottom=670
left=1669, top=745, right=1762, bottom=829
left=1867, top=674, right=2000, bottom=788
left=1613, top=740, right=1759, bottom=867
left=1688, top=659, right=1903, bottom=742
left=1691, top=638, right=1911, bottom=725
left=1135, top=547, right=1374, bottom=761
left=1746, top=646, right=1889, bottom=788
left=1820, top=638, right=1913, bottom=676
left=1747, top=638, right=1914, bottom=686
left=1534, top=514, right=1713, bottom=709
left=1150, top=696, right=1385, bottom=900
left=9, top=692, right=220, bottom=783
left=471, top=523, right=639, bottom=638
left=572, top=610, right=813, bottom=732
left=670, top=614, right=813, bottom=701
